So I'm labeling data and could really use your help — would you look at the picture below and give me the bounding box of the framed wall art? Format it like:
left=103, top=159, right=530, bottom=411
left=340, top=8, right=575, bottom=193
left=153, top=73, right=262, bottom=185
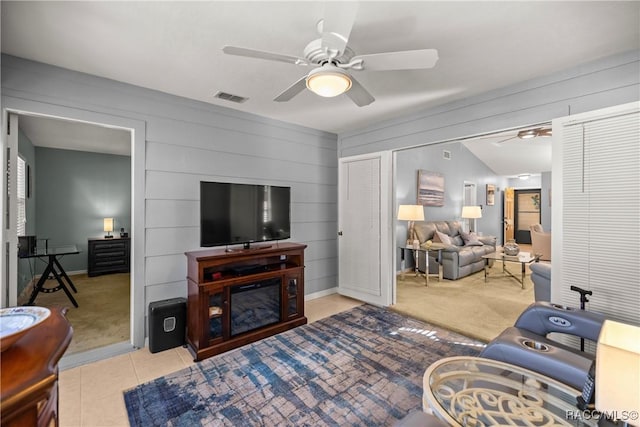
left=486, top=184, right=495, bottom=206
left=417, top=170, right=445, bottom=207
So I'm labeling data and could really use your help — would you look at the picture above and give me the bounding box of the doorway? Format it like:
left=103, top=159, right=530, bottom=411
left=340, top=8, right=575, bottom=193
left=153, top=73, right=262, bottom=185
left=503, top=187, right=515, bottom=243
left=15, top=113, right=131, bottom=355
left=2, top=102, right=146, bottom=366
left=514, top=189, right=541, bottom=244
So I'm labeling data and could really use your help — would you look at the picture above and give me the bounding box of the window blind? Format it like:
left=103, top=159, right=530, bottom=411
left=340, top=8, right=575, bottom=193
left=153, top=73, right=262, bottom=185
left=560, top=109, right=640, bottom=327
left=16, top=157, right=26, bottom=237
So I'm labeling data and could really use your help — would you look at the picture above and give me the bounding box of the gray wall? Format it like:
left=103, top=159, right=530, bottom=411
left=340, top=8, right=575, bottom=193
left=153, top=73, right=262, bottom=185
left=395, top=141, right=508, bottom=270
left=1, top=54, right=338, bottom=313
left=17, top=129, right=37, bottom=295
left=35, top=147, right=131, bottom=273
left=339, top=50, right=639, bottom=157
left=341, top=49, right=637, bottom=270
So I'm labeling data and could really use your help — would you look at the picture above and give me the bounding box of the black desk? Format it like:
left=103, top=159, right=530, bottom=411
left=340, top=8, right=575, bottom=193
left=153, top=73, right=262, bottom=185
left=19, top=245, right=80, bottom=307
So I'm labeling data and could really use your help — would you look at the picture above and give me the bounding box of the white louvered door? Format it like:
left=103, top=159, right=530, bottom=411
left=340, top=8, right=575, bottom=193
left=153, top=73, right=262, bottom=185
left=338, top=152, right=392, bottom=306
left=554, top=102, right=640, bottom=326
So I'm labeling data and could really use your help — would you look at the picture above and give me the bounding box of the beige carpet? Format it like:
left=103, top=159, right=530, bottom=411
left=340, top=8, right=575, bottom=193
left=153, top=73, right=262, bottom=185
left=23, top=273, right=130, bottom=355
left=391, top=261, right=535, bottom=343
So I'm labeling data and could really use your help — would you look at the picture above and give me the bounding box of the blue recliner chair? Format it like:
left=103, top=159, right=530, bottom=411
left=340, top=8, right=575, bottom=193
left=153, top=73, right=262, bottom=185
left=480, top=301, right=606, bottom=390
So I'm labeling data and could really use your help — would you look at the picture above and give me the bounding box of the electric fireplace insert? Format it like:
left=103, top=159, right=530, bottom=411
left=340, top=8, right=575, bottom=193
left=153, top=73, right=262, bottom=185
left=229, top=277, right=281, bottom=336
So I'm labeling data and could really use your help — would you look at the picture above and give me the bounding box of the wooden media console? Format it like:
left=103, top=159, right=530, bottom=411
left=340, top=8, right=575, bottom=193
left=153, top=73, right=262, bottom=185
left=185, top=242, right=307, bottom=361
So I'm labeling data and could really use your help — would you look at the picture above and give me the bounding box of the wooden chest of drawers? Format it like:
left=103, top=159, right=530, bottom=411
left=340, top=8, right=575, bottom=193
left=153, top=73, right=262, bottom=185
left=88, top=237, right=130, bottom=277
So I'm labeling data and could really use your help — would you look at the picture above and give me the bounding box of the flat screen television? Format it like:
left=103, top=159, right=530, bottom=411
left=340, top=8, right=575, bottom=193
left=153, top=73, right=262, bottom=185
left=200, top=181, right=291, bottom=249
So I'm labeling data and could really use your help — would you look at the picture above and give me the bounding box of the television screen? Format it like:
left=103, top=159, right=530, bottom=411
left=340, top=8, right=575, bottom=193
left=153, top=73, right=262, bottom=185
left=200, top=181, right=291, bottom=248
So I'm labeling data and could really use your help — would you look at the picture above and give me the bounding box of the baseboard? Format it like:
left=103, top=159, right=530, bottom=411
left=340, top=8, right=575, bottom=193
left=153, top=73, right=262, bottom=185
left=59, top=341, right=136, bottom=370
left=304, top=287, right=337, bottom=301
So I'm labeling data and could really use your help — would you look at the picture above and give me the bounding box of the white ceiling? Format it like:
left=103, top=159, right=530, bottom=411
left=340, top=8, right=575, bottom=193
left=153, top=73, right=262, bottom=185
left=2, top=2, right=637, bottom=176
left=18, top=115, right=131, bottom=156
left=461, top=126, right=552, bottom=177
left=2, top=1, right=639, bottom=136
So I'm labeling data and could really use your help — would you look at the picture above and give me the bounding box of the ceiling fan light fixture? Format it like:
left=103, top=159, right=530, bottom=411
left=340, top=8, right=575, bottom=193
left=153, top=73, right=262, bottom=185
left=517, top=129, right=538, bottom=139
left=306, top=65, right=352, bottom=97
left=517, top=127, right=552, bottom=139
left=537, top=128, right=553, bottom=137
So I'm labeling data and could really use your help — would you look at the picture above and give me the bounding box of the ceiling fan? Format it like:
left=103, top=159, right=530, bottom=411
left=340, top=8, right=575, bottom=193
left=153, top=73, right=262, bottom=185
left=222, top=3, right=438, bottom=107
left=492, top=127, right=553, bottom=146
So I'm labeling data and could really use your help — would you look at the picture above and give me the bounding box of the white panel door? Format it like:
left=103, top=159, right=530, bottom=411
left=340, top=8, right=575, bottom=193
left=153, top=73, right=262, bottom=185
left=338, top=152, right=392, bottom=306
left=2, top=114, right=19, bottom=307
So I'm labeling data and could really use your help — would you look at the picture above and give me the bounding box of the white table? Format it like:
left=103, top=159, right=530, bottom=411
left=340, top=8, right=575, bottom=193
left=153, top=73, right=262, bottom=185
left=482, top=251, right=540, bottom=288
left=423, top=356, right=596, bottom=427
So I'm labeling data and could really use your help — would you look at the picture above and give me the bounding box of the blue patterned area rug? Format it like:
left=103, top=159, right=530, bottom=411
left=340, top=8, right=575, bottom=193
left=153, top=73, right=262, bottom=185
left=124, top=304, right=483, bottom=426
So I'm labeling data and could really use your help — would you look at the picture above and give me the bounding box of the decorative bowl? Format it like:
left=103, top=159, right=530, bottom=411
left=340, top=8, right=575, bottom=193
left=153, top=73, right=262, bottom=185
left=503, top=239, right=520, bottom=256
left=0, top=306, right=51, bottom=352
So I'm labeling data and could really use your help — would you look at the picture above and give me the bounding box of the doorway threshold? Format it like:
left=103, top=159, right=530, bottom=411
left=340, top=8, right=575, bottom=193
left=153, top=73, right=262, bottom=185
left=59, top=341, right=136, bottom=371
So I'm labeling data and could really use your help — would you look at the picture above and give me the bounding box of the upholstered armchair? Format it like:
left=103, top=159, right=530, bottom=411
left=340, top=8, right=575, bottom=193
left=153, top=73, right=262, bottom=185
left=530, top=224, right=551, bottom=261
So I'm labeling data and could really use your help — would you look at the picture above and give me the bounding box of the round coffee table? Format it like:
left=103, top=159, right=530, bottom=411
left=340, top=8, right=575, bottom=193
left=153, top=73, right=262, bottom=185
left=423, top=356, right=596, bottom=426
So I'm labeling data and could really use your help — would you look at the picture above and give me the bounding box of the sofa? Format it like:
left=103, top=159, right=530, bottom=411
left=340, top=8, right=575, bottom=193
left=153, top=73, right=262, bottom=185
left=413, top=220, right=496, bottom=280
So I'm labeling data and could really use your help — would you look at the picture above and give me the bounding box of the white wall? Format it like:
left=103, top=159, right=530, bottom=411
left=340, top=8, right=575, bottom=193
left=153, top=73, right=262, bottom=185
left=1, top=55, right=339, bottom=343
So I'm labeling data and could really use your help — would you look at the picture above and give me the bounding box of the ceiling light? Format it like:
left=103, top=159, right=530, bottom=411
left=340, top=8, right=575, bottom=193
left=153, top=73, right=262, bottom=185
left=517, top=129, right=538, bottom=139
left=518, top=174, right=531, bottom=180
left=306, top=65, right=352, bottom=98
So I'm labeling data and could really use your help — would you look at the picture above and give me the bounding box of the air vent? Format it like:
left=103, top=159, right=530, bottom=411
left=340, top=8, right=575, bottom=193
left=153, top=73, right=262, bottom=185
left=214, top=91, right=248, bottom=103
left=443, top=150, right=452, bottom=160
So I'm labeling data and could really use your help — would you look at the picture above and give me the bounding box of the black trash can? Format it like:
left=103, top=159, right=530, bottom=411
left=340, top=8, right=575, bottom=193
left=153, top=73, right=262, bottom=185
left=148, top=297, right=186, bottom=353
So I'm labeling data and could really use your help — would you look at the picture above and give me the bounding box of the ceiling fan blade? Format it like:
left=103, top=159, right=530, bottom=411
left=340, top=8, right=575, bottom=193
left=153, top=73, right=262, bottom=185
left=345, top=75, right=375, bottom=107
left=320, top=2, right=359, bottom=55
left=222, top=46, right=308, bottom=66
left=274, top=76, right=308, bottom=102
left=494, top=136, right=518, bottom=146
left=352, top=49, right=439, bottom=71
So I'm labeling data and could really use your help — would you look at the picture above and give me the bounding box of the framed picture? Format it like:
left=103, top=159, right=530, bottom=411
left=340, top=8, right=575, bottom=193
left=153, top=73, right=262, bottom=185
left=417, top=170, right=445, bottom=206
left=486, top=184, right=495, bottom=206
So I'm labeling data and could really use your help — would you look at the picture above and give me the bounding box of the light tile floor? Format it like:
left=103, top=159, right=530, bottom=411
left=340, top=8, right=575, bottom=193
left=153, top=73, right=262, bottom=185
left=59, top=293, right=363, bottom=427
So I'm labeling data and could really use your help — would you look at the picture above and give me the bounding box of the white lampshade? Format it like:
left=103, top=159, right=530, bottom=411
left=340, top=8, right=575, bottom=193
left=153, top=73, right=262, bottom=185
left=461, top=205, right=482, bottom=219
left=397, top=205, right=425, bottom=221
left=306, top=66, right=352, bottom=98
left=595, top=320, right=640, bottom=418
left=103, top=217, right=114, bottom=232
left=595, top=320, right=640, bottom=420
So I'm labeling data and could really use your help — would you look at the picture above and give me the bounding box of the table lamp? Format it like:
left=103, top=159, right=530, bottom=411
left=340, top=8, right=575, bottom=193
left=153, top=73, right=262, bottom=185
left=461, top=205, right=482, bottom=233
left=595, top=320, right=640, bottom=426
left=397, top=205, right=424, bottom=248
left=104, top=217, right=114, bottom=239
